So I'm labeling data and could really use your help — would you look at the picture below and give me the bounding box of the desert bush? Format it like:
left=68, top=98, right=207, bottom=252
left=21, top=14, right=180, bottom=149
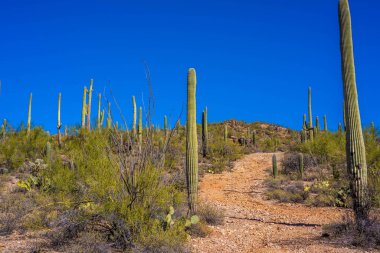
left=198, top=204, right=224, bottom=225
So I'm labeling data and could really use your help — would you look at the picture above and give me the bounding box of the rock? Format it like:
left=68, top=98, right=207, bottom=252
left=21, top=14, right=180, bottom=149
left=0, top=167, right=8, bottom=174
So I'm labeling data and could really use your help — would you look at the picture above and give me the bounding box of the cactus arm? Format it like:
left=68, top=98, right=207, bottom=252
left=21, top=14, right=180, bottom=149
left=86, top=79, right=93, bottom=130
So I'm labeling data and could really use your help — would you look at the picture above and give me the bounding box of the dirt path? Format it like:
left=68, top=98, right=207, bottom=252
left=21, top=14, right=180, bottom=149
left=191, top=153, right=375, bottom=253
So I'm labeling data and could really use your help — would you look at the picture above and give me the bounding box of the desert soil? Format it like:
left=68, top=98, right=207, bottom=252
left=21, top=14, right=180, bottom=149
left=191, top=152, right=377, bottom=253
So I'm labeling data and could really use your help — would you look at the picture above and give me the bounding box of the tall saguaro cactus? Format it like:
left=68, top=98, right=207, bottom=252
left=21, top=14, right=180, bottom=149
left=57, top=93, right=62, bottom=147
left=272, top=154, right=278, bottom=178
left=308, top=87, right=313, bottom=129
left=339, top=0, right=368, bottom=223
left=324, top=115, right=328, bottom=132
left=97, top=93, right=102, bottom=129
left=107, top=101, right=112, bottom=129
left=87, top=79, right=93, bottom=130
left=81, top=87, right=87, bottom=129
left=132, top=96, right=137, bottom=137
left=164, top=115, right=168, bottom=136
left=138, top=106, right=143, bottom=147
left=224, top=124, right=228, bottom=142
left=202, top=107, right=208, bottom=157
left=186, top=68, right=198, bottom=214
left=27, top=93, right=32, bottom=136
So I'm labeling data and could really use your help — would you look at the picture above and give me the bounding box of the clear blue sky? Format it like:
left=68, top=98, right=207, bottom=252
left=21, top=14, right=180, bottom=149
left=0, top=0, right=379, bottom=133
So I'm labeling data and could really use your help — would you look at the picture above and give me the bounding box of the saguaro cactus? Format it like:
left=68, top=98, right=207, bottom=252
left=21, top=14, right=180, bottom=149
left=164, top=115, right=168, bottom=136
left=107, top=101, right=112, bottom=129
left=186, top=68, right=198, bottom=214
left=97, top=93, right=102, bottom=129
left=138, top=106, right=143, bottom=147
left=272, top=154, right=278, bottom=178
left=339, top=0, right=368, bottom=223
left=132, top=96, right=136, bottom=137
left=27, top=93, right=32, bottom=135
left=343, top=100, right=347, bottom=131
left=338, top=122, right=343, bottom=133
left=252, top=130, right=256, bottom=145
left=81, top=87, right=87, bottom=129
left=202, top=107, right=208, bottom=157
left=324, top=115, right=328, bottom=132
left=1, top=119, right=6, bottom=138
left=57, top=93, right=62, bottom=147
left=316, top=116, right=320, bottom=132
left=224, top=124, right=228, bottom=142
left=299, top=153, right=304, bottom=179
left=308, top=87, right=313, bottom=129
left=87, top=79, right=93, bottom=130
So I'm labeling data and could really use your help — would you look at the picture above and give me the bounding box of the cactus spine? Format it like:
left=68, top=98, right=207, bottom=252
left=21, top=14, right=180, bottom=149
left=138, top=106, right=143, bottom=147
left=299, top=153, right=304, bottom=179
left=202, top=107, right=208, bottom=157
left=27, top=93, right=32, bottom=136
left=324, top=115, right=328, bottom=132
left=272, top=154, right=278, bottom=178
left=81, top=87, right=87, bottom=129
left=339, top=0, right=368, bottom=222
left=57, top=93, right=62, bottom=147
left=132, top=96, right=136, bottom=137
left=106, top=102, right=112, bottom=129
left=86, top=79, right=93, bottom=130
left=186, top=68, right=198, bottom=214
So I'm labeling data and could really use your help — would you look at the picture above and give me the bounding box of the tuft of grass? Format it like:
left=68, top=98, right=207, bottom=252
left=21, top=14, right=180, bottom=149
left=198, top=204, right=224, bottom=226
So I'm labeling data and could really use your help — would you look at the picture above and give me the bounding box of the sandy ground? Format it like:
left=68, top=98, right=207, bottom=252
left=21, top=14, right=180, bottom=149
left=191, top=153, right=378, bottom=253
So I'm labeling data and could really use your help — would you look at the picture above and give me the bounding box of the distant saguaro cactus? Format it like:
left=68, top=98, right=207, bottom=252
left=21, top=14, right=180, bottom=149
left=97, top=93, right=102, bottom=129
left=338, top=122, right=343, bottom=133
left=107, top=101, right=112, bottom=129
left=27, top=93, right=32, bottom=136
left=57, top=93, right=62, bottom=147
left=186, top=68, right=198, bottom=214
left=308, top=87, right=313, bottom=129
left=87, top=79, right=93, bottom=130
left=272, top=154, right=278, bottom=178
left=202, top=107, right=208, bottom=157
left=224, top=124, right=228, bottom=142
left=164, top=115, right=168, bottom=136
left=138, top=106, right=143, bottom=147
left=132, top=96, right=136, bottom=137
left=252, top=130, right=256, bottom=145
left=1, top=119, right=6, bottom=138
left=339, top=0, right=369, bottom=223
left=324, top=115, right=328, bottom=132
left=299, top=153, right=304, bottom=179
left=81, top=87, right=87, bottom=129
left=45, top=141, right=52, bottom=162
left=316, top=116, right=320, bottom=132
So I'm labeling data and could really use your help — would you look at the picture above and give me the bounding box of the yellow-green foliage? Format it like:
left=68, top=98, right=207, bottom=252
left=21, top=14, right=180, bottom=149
left=0, top=127, right=50, bottom=169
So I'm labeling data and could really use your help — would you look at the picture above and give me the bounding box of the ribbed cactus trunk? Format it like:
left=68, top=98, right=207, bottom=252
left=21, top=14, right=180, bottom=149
left=132, top=96, right=136, bottom=137
left=324, top=115, right=328, bottom=132
left=308, top=87, right=313, bottom=129
left=272, top=154, right=278, bottom=178
left=107, top=102, right=111, bottom=129
left=202, top=107, right=208, bottom=157
left=224, top=124, right=228, bottom=142
left=186, top=68, right=198, bottom=214
left=81, top=87, right=87, bottom=129
left=138, top=106, right=143, bottom=148
left=57, top=93, right=62, bottom=147
left=97, top=93, right=101, bottom=129
left=86, top=79, right=93, bottom=130
left=27, top=93, right=32, bottom=136
left=164, top=115, right=168, bottom=136
left=339, top=0, right=369, bottom=223
left=343, top=100, right=347, bottom=131
left=299, top=153, right=304, bottom=179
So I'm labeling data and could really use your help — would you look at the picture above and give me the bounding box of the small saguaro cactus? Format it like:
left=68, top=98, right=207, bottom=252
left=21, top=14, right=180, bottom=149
left=224, top=124, right=228, bottom=142
left=202, top=107, right=208, bottom=157
left=252, top=130, right=256, bottom=145
left=308, top=87, right=313, bottom=129
left=338, top=122, right=343, bottom=133
left=97, top=93, right=102, bottom=130
left=45, top=141, right=52, bottom=162
left=1, top=119, right=6, bottom=138
left=272, top=154, right=278, bottom=178
left=339, top=0, right=369, bottom=223
left=57, top=93, right=62, bottom=147
left=164, top=115, right=168, bottom=136
left=27, top=93, right=32, bottom=136
left=107, top=101, right=112, bottom=129
left=132, top=96, right=137, bottom=137
left=324, top=115, right=328, bottom=132
left=81, top=86, right=87, bottom=129
left=371, top=122, right=375, bottom=140
left=138, top=106, right=143, bottom=147
left=186, top=68, right=198, bottom=214
left=87, top=79, right=94, bottom=130
left=316, top=116, right=320, bottom=132
left=299, top=153, right=304, bottom=179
